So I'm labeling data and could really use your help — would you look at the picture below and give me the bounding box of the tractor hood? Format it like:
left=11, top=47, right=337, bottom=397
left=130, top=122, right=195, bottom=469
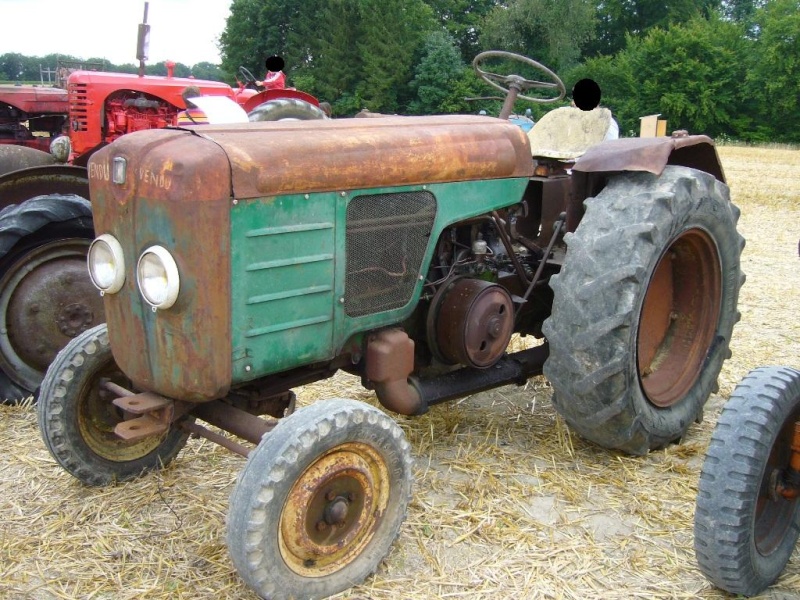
left=173, top=114, right=534, bottom=198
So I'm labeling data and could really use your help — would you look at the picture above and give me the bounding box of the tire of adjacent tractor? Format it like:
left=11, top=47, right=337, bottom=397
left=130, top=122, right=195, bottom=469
left=227, top=399, right=413, bottom=600
left=0, top=194, right=102, bottom=403
left=694, top=366, right=800, bottom=597
left=37, top=324, right=191, bottom=486
left=248, top=98, right=327, bottom=121
left=542, top=166, right=745, bottom=455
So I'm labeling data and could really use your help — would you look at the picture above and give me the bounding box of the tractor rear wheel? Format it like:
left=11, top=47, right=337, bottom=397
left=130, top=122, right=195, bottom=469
left=248, top=98, right=326, bottom=121
left=694, top=366, right=800, bottom=596
left=542, top=166, right=744, bottom=454
left=37, top=324, right=190, bottom=486
left=227, top=399, right=413, bottom=600
left=0, top=194, right=102, bottom=403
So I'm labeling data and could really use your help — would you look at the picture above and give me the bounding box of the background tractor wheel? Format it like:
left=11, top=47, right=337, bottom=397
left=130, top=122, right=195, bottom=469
left=37, top=324, right=190, bottom=486
left=542, top=166, right=745, bottom=454
left=248, top=98, right=327, bottom=121
left=227, top=399, right=413, bottom=600
left=0, top=194, right=102, bottom=403
left=694, top=366, right=800, bottom=597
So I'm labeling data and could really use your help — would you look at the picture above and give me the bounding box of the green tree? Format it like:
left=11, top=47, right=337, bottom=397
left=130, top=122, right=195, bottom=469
left=408, top=31, right=479, bottom=114
left=586, top=0, right=721, bottom=57
left=745, top=0, right=800, bottom=142
left=481, top=0, right=596, bottom=71
left=570, top=15, right=752, bottom=139
left=426, top=0, right=499, bottom=60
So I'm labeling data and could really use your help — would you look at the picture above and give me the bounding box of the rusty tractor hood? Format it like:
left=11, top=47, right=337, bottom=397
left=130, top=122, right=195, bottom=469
left=88, top=115, right=532, bottom=402
left=187, top=114, right=534, bottom=198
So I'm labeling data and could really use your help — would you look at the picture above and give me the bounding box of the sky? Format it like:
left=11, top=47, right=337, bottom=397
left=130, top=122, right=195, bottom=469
left=0, top=0, right=232, bottom=66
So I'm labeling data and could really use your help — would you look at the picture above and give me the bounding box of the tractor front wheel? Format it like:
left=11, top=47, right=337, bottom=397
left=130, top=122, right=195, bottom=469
left=227, top=399, right=413, bottom=600
left=543, top=166, right=744, bottom=454
left=37, top=324, right=190, bottom=486
left=694, top=366, right=800, bottom=596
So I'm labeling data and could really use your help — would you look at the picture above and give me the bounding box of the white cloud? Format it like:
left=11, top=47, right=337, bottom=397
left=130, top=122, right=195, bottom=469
left=0, top=0, right=232, bottom=66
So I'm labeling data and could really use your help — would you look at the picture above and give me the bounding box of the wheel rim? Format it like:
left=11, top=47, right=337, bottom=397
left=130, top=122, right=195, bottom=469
left=0, top=239, right=104, bottom=390
left=78, top=359, right=167, bottom=462
left=279, top=442, right=391, bottom=577
left=755, top=410, right=800, bottom=556
left=637, top=228, right=722, bottom=408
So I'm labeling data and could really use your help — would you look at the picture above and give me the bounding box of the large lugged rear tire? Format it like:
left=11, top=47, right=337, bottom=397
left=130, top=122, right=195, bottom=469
left=248, top=98, right=326, bottom=121
left=0, top=194, right=102, bottom=403
left=227, top=399, right=413, bottom=600
left=37, top=324, right=190, bottom=486
left=542, top=166, right=744, bottom=454
left=694, top=366, right=800, bottom=596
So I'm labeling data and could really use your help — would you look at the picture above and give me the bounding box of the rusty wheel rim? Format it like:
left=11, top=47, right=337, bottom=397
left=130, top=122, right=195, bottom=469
left=755, top=412, right=800, bottom=556
left=637, top=229, right=722, bottom=408
left=78, top=364, right=166, bottom=462
left=279, top=442, right=391, bottom=577
left=0, top=239, right=103, bottom=390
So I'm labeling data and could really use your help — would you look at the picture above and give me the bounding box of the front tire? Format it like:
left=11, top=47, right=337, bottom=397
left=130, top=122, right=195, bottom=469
left=227, top=399, right=413, bottom=600
left=37, top=324, right=190, bottom=486
left=694, top=366, right=800, bottom=596
left=542, top=166, right=744, bottom=454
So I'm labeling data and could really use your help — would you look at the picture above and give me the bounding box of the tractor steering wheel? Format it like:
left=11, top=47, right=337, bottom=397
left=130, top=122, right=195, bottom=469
left=239, top=66, right=259, bottom=90
left=473, top=51, right=565, bottom=105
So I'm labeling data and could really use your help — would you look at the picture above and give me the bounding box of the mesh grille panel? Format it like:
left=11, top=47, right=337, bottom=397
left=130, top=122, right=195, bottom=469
left=345, top=191, right=436, bottom=317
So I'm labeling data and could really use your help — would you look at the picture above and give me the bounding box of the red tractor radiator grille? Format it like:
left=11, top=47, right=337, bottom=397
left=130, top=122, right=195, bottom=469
left=67, top=82, right=89, bottom=132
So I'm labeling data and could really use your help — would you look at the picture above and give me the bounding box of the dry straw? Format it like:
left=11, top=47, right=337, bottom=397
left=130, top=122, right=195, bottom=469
left=2, top=146, right=799, bottom=599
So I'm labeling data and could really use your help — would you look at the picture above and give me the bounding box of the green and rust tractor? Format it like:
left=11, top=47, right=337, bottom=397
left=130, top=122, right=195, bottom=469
left=0, top=8, right=323, bottom=403
left=38, top=52, right=745, bottom=599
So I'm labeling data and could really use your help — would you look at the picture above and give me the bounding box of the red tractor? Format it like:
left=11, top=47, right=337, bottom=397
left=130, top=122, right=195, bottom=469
left=0, top=30, right=322, bottom=403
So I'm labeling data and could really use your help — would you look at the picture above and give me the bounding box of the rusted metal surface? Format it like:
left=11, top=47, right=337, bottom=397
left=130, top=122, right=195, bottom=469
left=180, top=420, right=253, bottom=457
left=190, top=115, right=534, bottom=198
left=192, top=400, right=275, bottom=445
left=638, top=229, right=722, bottom=408
left=89, top=132, right=233, bottom=402
left=279, top=442, right=390, bottom=577
left=434, top=278, right=514, bottom=368
left=573, top=135, right=725, bottom=183
left=366, top=329, right=420, bottom=415
left=775, top=422, right=800, bottom=501
left=112, top=392, right=174, bottom=441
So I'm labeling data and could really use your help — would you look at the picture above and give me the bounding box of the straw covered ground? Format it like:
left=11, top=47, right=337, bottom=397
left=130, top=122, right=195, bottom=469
left=1, top=145, right=799, bottom=600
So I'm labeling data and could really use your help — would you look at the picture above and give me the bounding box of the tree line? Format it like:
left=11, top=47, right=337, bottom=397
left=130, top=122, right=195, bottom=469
left=0, top=54, right=225, bottom=86
left=3, top=1, right=796, bottom=143
left=219, top=0, right=797, bottom=143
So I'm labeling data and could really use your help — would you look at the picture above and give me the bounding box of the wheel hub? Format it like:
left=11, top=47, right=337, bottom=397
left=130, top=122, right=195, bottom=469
left=637, top=229, right=722, bottom=407
left=279, top=442, right=390, bottom=577
left=0, top=239, right=103, bottom=390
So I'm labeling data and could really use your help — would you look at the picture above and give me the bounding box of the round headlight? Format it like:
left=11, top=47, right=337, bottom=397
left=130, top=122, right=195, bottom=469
left=88, top=234, right=125, bottom=294
left=137, top=245, right=180, bottom=310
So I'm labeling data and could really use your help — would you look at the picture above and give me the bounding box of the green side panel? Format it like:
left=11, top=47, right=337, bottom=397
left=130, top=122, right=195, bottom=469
left=230, top=177, right=528, bottom=382
left=231, top=193, right=339, bottom=382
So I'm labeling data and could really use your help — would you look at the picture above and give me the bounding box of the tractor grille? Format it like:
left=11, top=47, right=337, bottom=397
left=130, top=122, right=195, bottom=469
left=345, top=191, right=437, bottom=317
left=67, top=82, right=89, bottom=132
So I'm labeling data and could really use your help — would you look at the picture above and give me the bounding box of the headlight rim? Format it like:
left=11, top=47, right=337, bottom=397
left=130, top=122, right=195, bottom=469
left=136, top=245, right=181, bottom=310
left=88, top=233, right=126, bottom=294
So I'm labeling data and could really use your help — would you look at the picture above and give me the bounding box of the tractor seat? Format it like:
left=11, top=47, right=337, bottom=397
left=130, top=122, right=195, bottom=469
left=527, top=106, right=617, bottom=160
